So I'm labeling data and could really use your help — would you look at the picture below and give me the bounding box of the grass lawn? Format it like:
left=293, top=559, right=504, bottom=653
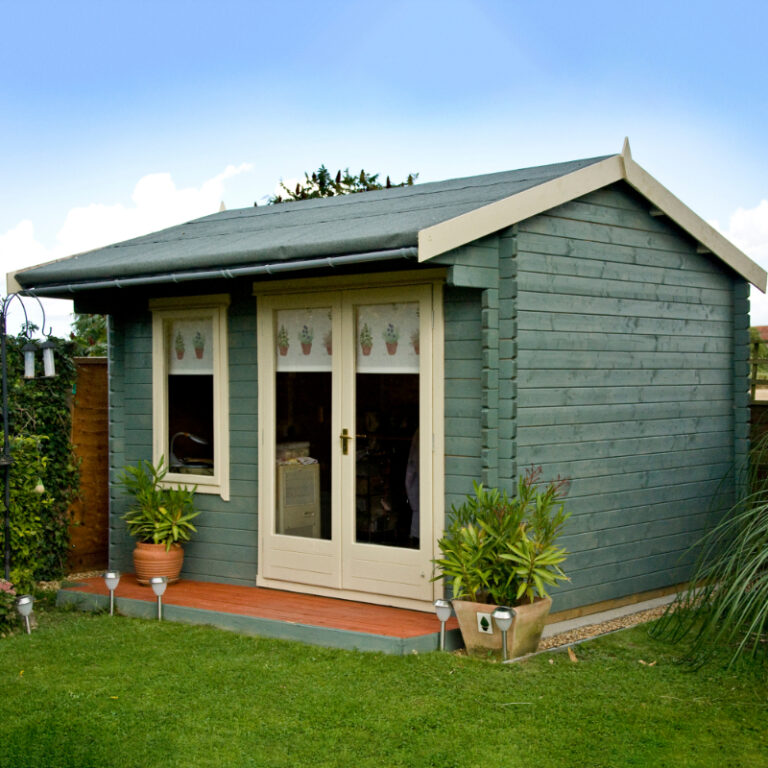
left=1, top=603, right=766, bottom=768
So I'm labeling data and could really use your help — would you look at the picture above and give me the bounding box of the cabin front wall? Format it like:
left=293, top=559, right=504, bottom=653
left=438, top=181, right=749, bottom=613
left=107, top=292, right=260, bottom=584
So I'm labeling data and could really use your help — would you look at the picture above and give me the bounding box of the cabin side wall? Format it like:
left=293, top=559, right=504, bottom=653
left=511, top=182, right=746, bottom=611
left=107, top=294, right=259, bottom=584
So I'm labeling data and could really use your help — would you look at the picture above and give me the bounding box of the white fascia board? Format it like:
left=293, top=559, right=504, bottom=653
left=418, top=146, right=767, bottom=293
left=621, top=154, right=767, bottom=292
left=6, top=271, right=23, bottom=293
left=417, top=155, right=625, bottom=262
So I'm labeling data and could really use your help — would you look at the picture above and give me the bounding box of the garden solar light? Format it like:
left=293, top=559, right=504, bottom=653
left=16, top=594, right=34, bottom=634
left=103, top=571, right=120, bottom=615
left=149, top=576, right=167, bottom=620
left=492, top=606, right=515, bottom=662
left=434, top=599, right=452, bottom=651
left=40, top=339, right=56, bottom=378
left=22, top=342, right=37, bottom=379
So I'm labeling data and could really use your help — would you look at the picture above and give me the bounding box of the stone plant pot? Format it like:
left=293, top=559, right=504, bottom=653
left=133, top=541, right=184, bottom=585
left=452, top=597, right=552, bottom=660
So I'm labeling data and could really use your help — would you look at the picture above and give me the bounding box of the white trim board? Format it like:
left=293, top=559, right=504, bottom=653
left=418, top=139, right=767, bottom=293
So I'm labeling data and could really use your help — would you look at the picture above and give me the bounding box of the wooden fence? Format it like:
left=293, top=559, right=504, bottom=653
left=750, top=340, right=768, bottom=401
left=68, top=357, right=109, bottom=572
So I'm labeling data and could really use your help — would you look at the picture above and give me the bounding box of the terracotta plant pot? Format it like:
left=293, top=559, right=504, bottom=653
left=278, top=345, right=288, bottom=356
left=452, top=597, right=552, bottom=659
left=194, top=347, right=204, bottom=359
left=133, top=541, right=184, bottom=585
left=301, top=342, right=312, bottom=355
left=385, top=341, right=398, bottom=355
left=361, top=344, right=372, bottom=356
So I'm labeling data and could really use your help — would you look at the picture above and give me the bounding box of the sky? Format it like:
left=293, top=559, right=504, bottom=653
left=2, top=0, right=768, bottom=336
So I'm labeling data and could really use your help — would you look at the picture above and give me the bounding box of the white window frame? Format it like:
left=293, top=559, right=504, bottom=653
left=150, top=294, right=230, bottom=500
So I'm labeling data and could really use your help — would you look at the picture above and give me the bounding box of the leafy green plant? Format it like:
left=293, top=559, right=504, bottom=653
left=119, top=456, right=199, bottom=551
left=432, top=468, right=570, bottom=605
left=0, top=334, right=78, bottom=584
left=0, top=578, right=17, bottom=635
left=651, top=432, right=768, bottom=667
left=268, top=165, right=418, bottom=204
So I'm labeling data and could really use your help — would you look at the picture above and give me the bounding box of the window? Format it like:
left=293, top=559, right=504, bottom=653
left=150, top=295, right=230, bottom=499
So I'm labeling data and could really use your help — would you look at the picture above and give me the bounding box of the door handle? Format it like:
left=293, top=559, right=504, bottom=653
left=340, top=429, right=367, bottom=455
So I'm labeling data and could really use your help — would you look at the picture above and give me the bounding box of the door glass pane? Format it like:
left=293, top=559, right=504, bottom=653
left=274, top=308, right=332, bottom=540
left=354, top=303, right=420, bottom=549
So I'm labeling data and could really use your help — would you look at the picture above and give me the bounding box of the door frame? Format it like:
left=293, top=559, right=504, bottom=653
left=254, top=271, right=445, bottom=611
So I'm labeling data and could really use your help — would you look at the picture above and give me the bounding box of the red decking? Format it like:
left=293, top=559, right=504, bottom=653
left=64, top=575, right=458, bottom=639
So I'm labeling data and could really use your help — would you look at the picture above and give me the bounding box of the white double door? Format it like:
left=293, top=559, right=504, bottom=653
left=257, top=283, right=437, bottom=605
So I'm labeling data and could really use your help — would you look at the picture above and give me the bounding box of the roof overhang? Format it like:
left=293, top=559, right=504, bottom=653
left=417, top=139, right=767, bottom=292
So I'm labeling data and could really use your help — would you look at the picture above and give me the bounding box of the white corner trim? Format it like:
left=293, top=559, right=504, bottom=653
left=622, top=156, right=767, bottom=292
left=417, top=144, right=767, bottom=293
left=417, top=155, right=625, bottom=262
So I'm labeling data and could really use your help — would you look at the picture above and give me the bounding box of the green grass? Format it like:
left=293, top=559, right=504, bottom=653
left=1, top=604, right=766, bottom=768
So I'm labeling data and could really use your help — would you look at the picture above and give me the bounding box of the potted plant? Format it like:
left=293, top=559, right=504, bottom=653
left=299, top=324, right=314, bottom=355
left=432, top=467, right=570, bottom=659
left=174, top=331, right=185, bottom=360
left=118, top=456, right=200, bottom=585
left=383, top=323, right=399, bottom=355
left=193, top=331, right=205, bottom=359
left=277, top=325, right=289, bottom=356
left=359, top=323, right=373, bottom=356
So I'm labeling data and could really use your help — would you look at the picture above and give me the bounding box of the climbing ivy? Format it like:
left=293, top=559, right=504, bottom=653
left=0, top=334, right=79, bottom=588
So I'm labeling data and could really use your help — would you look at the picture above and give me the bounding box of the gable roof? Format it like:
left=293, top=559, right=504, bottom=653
left=11, top=141, right=766, bottom=295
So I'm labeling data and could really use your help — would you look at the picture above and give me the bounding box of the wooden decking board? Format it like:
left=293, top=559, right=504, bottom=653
left=63, top=576, right=457, bottom=639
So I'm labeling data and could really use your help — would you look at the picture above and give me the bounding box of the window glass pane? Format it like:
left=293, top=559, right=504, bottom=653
left=168, top=375, right=214, bottom=475
left=164, top=317, right=215, bottom=475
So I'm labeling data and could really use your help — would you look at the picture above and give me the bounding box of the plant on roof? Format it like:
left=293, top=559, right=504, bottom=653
left=432, top=468, right=571, bottom=606
left=266, top=165, right=419, bottom=204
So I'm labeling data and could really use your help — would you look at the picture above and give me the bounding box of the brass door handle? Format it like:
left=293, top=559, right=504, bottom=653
left=340, top=429, right=367, bottom=455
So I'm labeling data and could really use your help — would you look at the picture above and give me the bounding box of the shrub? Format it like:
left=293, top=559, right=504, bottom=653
left=432, top=467, right=571, bottom=606
left=0, top=578, right=17, bottom=635
left=651, top=433, right=768, bottom=667
left=0, top=333, right=79, bottom=586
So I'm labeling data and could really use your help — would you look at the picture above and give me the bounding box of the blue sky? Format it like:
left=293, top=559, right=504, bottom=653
left=2, top=1, right=768, bottom=333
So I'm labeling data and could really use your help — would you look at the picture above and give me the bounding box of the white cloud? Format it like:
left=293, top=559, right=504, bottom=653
left=1, top=163, right=254, bottom=336
left=712, top=201, right=768, bottom=326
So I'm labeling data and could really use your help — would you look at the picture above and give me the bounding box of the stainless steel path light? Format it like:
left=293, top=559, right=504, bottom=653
left=1, top=292, right=56, bottom=581
left=433, top=599, right=452, bottom=651
left=16, top=594, right=34, bottom=634
left=149, top=576, right=167, bottom=620
left=103, top=571, right=120, bottom=615
left=492, top=606, right=515, bottom=661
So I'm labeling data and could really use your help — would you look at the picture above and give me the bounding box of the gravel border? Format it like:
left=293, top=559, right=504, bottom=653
left=538, top=604, right=669, bottom=651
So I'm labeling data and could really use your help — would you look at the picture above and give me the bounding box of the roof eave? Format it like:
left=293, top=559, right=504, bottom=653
left=417, top=141, right=767, bottom=292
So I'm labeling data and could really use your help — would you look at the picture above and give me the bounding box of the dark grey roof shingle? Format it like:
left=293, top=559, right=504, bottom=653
left=16, top=156, right=610, bottom=288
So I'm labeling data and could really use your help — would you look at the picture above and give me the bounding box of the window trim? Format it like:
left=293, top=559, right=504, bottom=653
left=150, top=294, right=230, bottom=500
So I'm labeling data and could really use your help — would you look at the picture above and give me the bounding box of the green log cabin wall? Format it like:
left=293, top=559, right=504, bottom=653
left=439, top=180, right=749, bottom=612
left=107, top=294, right=259, bottom=585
